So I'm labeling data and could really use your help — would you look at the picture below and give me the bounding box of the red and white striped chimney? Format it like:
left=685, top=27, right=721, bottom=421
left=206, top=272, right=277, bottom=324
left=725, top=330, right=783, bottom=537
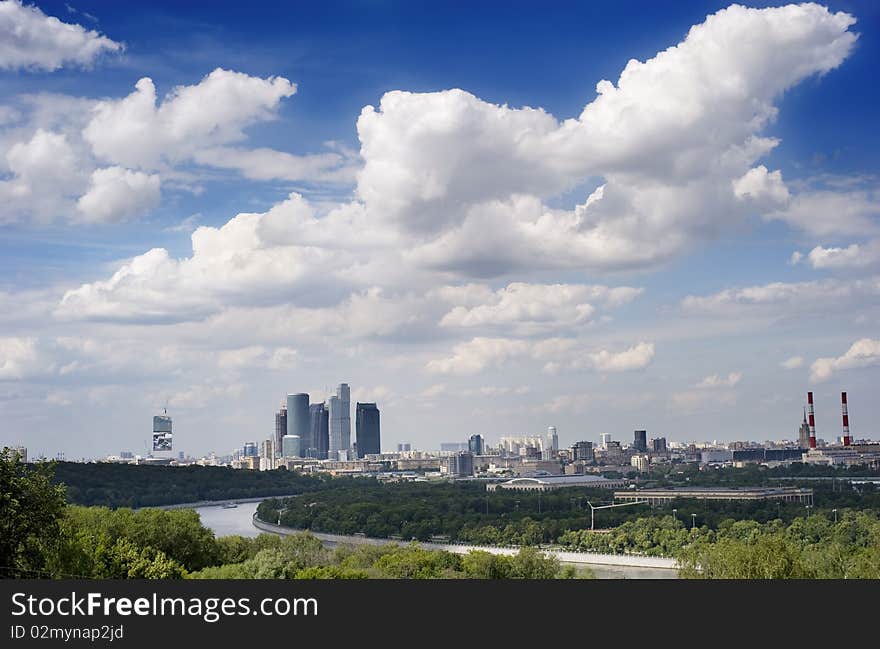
left=841, top=392, right=851, bottom=446
left=807, top=391, right=817, bottom=449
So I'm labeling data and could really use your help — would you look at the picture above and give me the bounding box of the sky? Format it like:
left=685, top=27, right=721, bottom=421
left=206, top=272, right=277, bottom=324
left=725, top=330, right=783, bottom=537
left=1, top=0, right=879, bottom=459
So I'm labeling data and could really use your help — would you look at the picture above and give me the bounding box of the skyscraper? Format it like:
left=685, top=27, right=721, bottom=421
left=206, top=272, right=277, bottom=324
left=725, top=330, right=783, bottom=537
left=286, top=393, right=309, bottom=457
left=274, top=402, right=287, bottom=458
left=355, top=402, right=380, bottom=458
left=548, top=426, right=559, bottom=452
left=468, top=434, right=485, bottom=455
left=329, top=383, right=351, bottom=458
left=600, top=433, right=612, bottom=449
left=798, top=409, right=811, bottom=449
left=309, top=402, right=330, bottom=459
left=281, top=435, right=300, bottom=458
left=634, top=430, right=647, bottom=452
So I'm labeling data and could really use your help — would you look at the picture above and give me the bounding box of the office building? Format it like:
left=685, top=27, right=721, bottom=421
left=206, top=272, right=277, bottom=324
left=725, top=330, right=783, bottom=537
left=260, top=439, right=275, bottom=470
left=651, top=437, right=668, bottom=454
left=152, top=411, right=173, bottom=453
left=446, top=451, right=474, bottom=477
left=634, top=430, right=647, bottom=452
left=468, top=434, right=485, bottom=456
left=274, top=403, right=287, bottom=458
left=441, top=442, right=469, bottom=452
left=571, top=440, right=594, bottom=462
left=397, top=442, right=412, bottom=452
left=329, top=383, right=351, bottom=457
left=286, top=393, right=310, bottom=457
left=600, top=433, right=612, bottom=449
left=355, top=402, right=381, bottom=458
left=281, top=435, right=301, bottom=459
left=243, top=441, right=258, bottom=457
left=309, top=402, right=329, bottom=459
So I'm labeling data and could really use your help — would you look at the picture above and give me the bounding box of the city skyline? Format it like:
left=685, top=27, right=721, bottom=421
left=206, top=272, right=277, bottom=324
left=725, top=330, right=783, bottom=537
left=1, top=1, right=879, bottom=459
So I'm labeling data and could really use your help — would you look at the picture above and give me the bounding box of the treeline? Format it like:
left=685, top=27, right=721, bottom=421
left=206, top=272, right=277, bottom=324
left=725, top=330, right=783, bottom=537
left=647, top=462, right=880, bottom=488
left=559, top=512, right=880, bottom=578
left=51, top=462, right=325, bottom=507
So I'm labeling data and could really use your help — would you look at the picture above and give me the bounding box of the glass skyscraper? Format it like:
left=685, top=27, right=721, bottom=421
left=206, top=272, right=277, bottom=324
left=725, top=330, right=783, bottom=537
left=309, top=402, right=329, bottom=459
left=286, top=393, right=309, bottom=457
left=329, top=383, right=351, bottom=458
left=355, top=402, right=380, bottom=458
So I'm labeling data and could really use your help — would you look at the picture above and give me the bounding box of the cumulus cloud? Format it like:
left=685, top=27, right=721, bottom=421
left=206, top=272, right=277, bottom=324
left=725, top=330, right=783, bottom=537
left=83, top=69, right=297, bottom=169
left=0, top=0, right=122, bottom=71
left=353, top=3, right=857, bottom=274
left=810, top=338, right=880, bottom=382
left=767, top=187, right=880, bottom=237
left=0, top=128, right=86, bottom=222
left=791, top=241, right=880, bottom=269
left=585, top=342, right=655, bottom=373
left=439, top=282, right=641, bottom=334
left=425, top=337, right=530, bottom=375
left=76, top=166, right=160, bottom=223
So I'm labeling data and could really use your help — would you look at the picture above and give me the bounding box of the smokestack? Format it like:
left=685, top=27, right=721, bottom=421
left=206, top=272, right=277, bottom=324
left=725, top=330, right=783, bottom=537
left=807, top=391, right=817, bottom=449
left=841, top=392, right=851, bottom=446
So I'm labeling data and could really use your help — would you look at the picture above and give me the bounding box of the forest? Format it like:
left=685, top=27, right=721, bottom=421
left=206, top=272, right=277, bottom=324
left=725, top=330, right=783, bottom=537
left=51, top=461, right=325, bottom=507
left=256, top=475, right=880, bottom=545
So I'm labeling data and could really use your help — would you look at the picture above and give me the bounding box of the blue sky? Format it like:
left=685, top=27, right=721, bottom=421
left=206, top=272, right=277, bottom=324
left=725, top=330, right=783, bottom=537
left=1, top=1, right=878, bottom=459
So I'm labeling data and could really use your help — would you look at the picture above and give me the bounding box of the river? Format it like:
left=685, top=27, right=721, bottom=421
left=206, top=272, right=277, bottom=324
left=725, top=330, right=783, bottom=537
left=193, top=501, right=678, bottom=579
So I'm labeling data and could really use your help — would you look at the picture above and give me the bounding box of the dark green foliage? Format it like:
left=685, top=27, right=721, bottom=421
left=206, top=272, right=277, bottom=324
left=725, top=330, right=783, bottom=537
left=0, top=448, right=67, bottom=578
left=52, top=462, right=324, bottom=508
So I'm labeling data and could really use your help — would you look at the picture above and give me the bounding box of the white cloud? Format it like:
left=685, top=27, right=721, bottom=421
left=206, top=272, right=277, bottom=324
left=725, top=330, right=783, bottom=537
left=732, top=165, right=790, bottom=204
left=810, top=338, right=880, bottom=382
left=76, top=166, right=160, bottom=223
left=0, top=128, right=86, bottom=222
left=425, top=337, right=530, bottom=375
left=353, top=4, right=857, bottom=273
left=587, top=342, right=655, bottom=373
left=193, top=146, right=358, bottom=184
left=681, top=277, right=880, bottom=316
left=439, top=282, right=641, bottom=334
left=696, top=372, right=742, bottom=388
left=782, top=356, right=804, bottom=369
left=0, top=0, right=122, bottom=71
left=83, top=69, right=297, bottom=169
left=791, top=242, right=880, bottom=269
left=0, top=336, right=39, bottom=379
left=427, top=337, right=655, bottom=375
left=767, top=188, right=880, bottom=237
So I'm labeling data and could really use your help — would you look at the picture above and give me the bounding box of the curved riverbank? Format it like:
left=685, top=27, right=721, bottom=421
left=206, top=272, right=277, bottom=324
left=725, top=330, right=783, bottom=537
left=252, top=515, right=679, bottom=577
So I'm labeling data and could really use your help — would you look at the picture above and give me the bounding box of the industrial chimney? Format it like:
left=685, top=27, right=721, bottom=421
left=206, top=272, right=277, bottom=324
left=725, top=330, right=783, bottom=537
left=807, top=391, right=817, bottom=449
left=841, top=392, right=851, bottom=446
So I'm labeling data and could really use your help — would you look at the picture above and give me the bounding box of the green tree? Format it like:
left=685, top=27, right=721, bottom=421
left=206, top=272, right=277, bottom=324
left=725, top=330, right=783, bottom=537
left=0, top=449, right=67, bottom=578
left=507, top=547, right=560, bottom=579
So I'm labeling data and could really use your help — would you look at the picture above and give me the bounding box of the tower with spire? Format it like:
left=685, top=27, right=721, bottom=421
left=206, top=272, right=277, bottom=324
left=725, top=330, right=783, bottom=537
left=798, top=407, right=811, bottom=449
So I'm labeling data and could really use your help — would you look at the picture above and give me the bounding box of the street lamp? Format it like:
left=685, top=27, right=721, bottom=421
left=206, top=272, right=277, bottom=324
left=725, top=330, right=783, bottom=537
left=672, top=508, right=677, bottom=522
left=832, top=508, right=838, bottom=523
left=691, top=513, right=697, bottom=530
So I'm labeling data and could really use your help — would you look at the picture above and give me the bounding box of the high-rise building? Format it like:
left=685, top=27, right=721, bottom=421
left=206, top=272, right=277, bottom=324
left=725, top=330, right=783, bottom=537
left=355, top=402, right=380, bottom=458
left=634, top=430, right=647, bottom=452
left=329, top=383, right=351, bottom=457
left=798, top=409, right=811, bottom=449
left=651, top=437, right=667, bottom=453
left=548, top=426, right=559, bottom=452
left=446, top=451, right=474, bottom=477
left=281, top=435, right=300, bottom=458
left=468, top=434, right=485, bottom=455
left=309, top=402, right=330, bottom=459
left=286, top=394, right=310, bottom=457
left=441, top=442, right=470, bottom=452
left=397, top=442, right=412, bottom=452
left=274, top=403, right=287, bottom=458
left=571, top=441, right=594, bottom=461
left=152, top=412, right=173, bottom=452
left=260, top=439, right=275, bottom=470
left=243, top=441, right=258, bottom=457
